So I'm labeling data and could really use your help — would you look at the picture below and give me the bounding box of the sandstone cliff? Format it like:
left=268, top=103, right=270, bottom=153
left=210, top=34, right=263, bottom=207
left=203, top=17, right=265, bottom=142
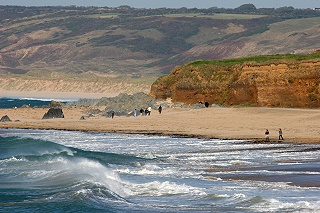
left=150, top=52, right=320, bottom=108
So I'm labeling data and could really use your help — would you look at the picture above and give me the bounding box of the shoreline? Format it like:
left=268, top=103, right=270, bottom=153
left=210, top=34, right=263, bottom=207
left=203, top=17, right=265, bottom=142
left=0, top=90, right=119, bottom=100
left=1, top=107, right=320, bottom=144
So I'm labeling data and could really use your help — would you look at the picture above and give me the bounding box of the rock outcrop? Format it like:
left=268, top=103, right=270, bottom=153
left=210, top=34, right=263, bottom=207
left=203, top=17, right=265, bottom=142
left=150, top=52, right=320, bottom=108
left=0, top=115, right=12, bottom=122
left=67, top=92, right=158, bottom=117
left=42, top=108, right=64, bottom=119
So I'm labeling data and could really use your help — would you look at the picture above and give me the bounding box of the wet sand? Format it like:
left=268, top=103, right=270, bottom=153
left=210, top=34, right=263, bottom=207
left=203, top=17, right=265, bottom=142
left=1, top=106, right=320, bottom=144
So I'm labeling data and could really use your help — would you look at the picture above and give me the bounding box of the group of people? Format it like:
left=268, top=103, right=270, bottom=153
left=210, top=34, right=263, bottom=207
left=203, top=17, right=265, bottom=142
left=265, top=128, right=284, bottom=142
left=136, top=107, right=152, bottom=116
left=111, top=105, right=163, bottom=119
left=133, top=105, right=162, bottom=117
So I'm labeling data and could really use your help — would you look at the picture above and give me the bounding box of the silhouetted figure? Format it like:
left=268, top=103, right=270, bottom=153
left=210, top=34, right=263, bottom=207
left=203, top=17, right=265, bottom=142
left=140, top=108, right=144, bottom=116
left=205, top=102, right=209, bottom=108
left=111, top=111, right=115, bottom=119
left=158, top=105, right=162, bottom=114
left=265, top=129, right=269, bottom=142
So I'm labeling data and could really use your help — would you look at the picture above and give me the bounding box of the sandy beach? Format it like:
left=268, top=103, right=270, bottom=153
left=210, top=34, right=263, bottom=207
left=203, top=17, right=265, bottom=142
left=1, top=106, right=320, bottom=144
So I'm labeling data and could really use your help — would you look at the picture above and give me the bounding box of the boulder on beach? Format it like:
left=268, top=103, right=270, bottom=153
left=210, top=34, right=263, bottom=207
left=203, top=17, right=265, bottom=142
left=42, top=108, right=64, bottom=119
left=0, top=115, right=12, bottom=122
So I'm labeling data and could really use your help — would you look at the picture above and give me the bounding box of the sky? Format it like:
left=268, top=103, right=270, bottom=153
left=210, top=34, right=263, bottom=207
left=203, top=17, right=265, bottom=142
left=0, top=0, right=318, bottom=9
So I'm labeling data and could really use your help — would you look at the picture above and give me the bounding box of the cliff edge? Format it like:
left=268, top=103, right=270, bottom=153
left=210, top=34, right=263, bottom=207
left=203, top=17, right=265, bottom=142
left=150, top=51, right=320, bottom=108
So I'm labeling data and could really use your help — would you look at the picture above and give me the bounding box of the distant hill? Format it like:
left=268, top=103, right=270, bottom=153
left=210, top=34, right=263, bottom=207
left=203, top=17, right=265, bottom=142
left=150, top=51, right=320, bottom=108
left=0, top=5, right=320, bottom=95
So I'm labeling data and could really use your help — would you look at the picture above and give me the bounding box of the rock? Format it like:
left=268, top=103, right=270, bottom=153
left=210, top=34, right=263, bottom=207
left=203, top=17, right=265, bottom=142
left=0, top=115, right=12, bottom=122
left=21, top=104, right=31, bottom=108
left=42, top=108, right=64, bottom=119
left=65, top=92, right=209, bottom=118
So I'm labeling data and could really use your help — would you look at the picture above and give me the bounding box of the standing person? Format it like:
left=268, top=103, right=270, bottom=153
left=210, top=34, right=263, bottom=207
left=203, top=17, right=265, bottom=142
left=147, top=106, right=151, bottom=116
left=111, top=111, right=115, bottom=119
left=140, top=108, right=144, bottom=116
left=158, top=105, right=162, bottom=114
left=265, top=129, right=269, bottom=142
left=134, top=109, right=137, bottom=117
left=279, top=128, right=284, bottom=140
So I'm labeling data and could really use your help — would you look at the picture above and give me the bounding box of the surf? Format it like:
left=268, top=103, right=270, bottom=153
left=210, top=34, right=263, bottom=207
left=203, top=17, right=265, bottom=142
left=0, top=136, right=133, bottom=207
left=1, top=129, right=320, bottom=212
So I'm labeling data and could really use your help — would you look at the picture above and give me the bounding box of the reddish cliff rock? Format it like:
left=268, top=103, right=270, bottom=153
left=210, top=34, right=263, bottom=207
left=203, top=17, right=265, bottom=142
left=150, top=53, right=320, bottom=108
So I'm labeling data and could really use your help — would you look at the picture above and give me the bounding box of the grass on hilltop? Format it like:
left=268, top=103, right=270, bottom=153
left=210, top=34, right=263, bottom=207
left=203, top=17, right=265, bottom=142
left=188, top=51, right=320, bottom=67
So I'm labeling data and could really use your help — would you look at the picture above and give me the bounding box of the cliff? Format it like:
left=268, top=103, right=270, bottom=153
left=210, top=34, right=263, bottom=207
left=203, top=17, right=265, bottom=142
left=150, top=52, right=320, bottom=108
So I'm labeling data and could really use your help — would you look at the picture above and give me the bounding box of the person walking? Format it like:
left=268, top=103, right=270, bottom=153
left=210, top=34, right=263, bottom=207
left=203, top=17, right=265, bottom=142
left=279, top=128, right=284, bottom=140
left=158, top=105, right=162, bottom=114
left=147, top=106, right=151, bottom=116
left=134, top=109, right=137, bottom=117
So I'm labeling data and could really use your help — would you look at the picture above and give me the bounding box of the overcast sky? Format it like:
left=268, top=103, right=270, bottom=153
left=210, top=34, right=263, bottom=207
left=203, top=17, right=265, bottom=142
left=0, top=0, right=318, bottom=9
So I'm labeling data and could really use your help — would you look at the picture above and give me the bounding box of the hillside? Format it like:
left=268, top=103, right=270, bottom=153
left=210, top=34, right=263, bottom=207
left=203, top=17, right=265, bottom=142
left=150, top=51, right=320, bottom=108
left=0, top=5, right=320, bottom=96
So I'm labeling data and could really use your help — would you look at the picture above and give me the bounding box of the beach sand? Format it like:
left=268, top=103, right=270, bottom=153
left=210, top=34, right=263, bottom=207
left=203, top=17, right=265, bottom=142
left=1, top=106, right=320, bottom=144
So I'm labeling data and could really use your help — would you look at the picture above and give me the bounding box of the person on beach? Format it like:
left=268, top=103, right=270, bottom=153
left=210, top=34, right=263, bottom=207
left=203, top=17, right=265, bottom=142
left=265, top=129, right=269, bottom=142
left=279, top=128, right=284, bottom=140
left=147, top=106, right=151, bottom=115
left=140, top=108, right=144, bottom=116
left=134, top=109, right=137, bottom=117
left=158, top=105, right=162, bottom=114
left=111, top=111, right=115, bottom=119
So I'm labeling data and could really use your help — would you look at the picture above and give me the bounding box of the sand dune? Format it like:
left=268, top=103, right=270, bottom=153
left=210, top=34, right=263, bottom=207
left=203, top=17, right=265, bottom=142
left=1, top=106, right=320, bottom=144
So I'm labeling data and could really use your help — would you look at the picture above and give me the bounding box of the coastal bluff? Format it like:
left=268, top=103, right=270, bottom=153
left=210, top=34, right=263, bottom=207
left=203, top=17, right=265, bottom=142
left=150, top=52, right=320, bottom=108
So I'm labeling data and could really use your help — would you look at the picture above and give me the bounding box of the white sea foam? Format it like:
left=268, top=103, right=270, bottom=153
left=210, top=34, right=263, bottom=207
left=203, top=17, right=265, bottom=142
left=232, top=193, right=246, bottom=199
left=128, top=181, right=206, bottom=197
left=2, top=129, right=320, bottom=212
left=19, top=97, right=77, bottom=102
left=69, top=158, right=128, bottom=197
left=117, top=164, right=201, bottom=179
left=1, top=156, right=26, bottom=163
left=29, top=170, right=56, bottom=178
left=251, top=198, right=320, bottom=212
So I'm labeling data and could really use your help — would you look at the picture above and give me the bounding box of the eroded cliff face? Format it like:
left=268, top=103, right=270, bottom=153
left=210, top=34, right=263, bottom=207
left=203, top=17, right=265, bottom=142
left=150, top=60, right=320, bottom=108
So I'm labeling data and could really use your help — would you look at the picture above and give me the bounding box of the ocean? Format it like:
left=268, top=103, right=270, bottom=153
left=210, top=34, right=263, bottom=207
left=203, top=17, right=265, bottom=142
left=0, top=128, right=320, bottom=212
left=0, top=97, right=71, bottom=109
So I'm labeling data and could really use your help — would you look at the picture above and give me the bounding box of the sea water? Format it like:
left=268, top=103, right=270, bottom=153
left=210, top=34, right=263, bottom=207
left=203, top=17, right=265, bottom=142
left=0, top=128, right=319, bottom=212
left=0, top=97, right=73, bottom=109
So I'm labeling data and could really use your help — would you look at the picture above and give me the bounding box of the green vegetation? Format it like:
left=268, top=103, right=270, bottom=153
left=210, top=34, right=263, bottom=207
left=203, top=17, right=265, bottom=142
left=188, top=52, right=320, bottom=67
left=162, top=13, right=266, bottom=19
